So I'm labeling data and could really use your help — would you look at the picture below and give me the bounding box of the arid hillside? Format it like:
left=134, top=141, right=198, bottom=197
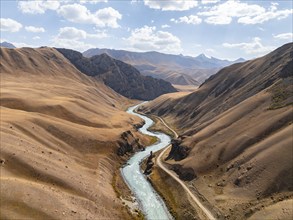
left=140, top=43, right=293, bottom=219
left=0, top=47, right=148, bottom=219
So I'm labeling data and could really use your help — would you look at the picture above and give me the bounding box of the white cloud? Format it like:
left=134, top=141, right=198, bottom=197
left=171, top=15, right=202, bottom=25
left=58, top=27, right=87, bottom=40
left=0, top=18, right=22, bottom=32
left=12, top=41, right=37, bottom=48
left=199, top=1, right=265, bottom=17
left=273, top=33, right=293, bottom=40
left=205, top=15, right=232, bottom=25
left=238, top=9, right=293, bottom=25
left=52, top=26, right=109, bottom=51
left=25, top=26, right=45, bottom=33
left=57, top=27, right=108, bottom=40
left=58, top=4, right=122, bottom=28
left=51, top=38, right=94, bottom=51
left=222, top=37, right=275, bottom=55
left=201, top=0, right=220, bottom=4
left=33, top=36, right=41, bottom=40
left=161, top=24, right=170, bottom=28
left=144, top=0, right=198, bottom=11
left=18, top=0, right=60, bottom=14
left=125, top=25, right=182, bottom=54
left=199, top=0, right=293, bottom=25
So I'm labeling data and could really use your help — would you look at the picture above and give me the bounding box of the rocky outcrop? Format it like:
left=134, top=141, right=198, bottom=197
left=56, top=48, right=177, bottom=100
left=117, top=131, right=143, bottom=156
left=171, top=164, right=196, bottom=181
left=166, top=138, right=190, bottom=161
left=144, top=151, right=155, bottom=175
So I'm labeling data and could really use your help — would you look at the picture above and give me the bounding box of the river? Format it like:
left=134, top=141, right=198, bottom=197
left=121, top=103, right=173, bottom=220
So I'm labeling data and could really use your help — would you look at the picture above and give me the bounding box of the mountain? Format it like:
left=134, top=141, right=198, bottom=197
left=139, top=43, right=293, bottom=219
left=57, top=48, right=177, bottom=100
left=0, top=47, right=153, bottom=219
left=0, top=41, right=16, bottom=48
left=83, top=48, right=245, bottom=85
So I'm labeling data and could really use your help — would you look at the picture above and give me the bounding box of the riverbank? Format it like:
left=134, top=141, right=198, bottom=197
left=120, top=103, right=173, bottom=220
left=146, top=152, right=200, bottom=220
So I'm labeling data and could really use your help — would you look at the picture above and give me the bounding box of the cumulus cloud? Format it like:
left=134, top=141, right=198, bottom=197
left=222, top=37, right=275, bottom=55
left=25, top=26, right=45, bottom=33
left=205, top=15, right=232, bottom=25
left=238, top=8, right=293, bottom=24
left=0, top=18, right=22, bottom=32
left=273, top=33, right=293, bottom=40
left=125, top=25, right=182, bottom=54
left=144, top=0, right=198, bottom=11
left=51, top=27, right=102, bottom=51
left=33, top=36, right=41, bottom=40
left=57, top=4, right=122, bottom=28
left=57, top=27, right=108, bottom=40
left=58, top=27, right=87, bottom=40
left=199, top=0, right=292, bottom=25
left=171, top=15, right=202, bottom=25
left=51, top=38, right=94, bottom=51
left=18, top=0, right=60, bottom=14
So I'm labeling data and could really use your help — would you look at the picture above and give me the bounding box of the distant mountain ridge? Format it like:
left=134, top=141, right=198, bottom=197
left=57, top=48, right=177, bottom=100
left=0, top=41, right=16, bottom=49
left=83, top=48, right=245, bottom=85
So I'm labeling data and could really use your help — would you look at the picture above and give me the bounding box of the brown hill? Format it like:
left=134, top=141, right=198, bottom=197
left=56, top=48, right=177, bottom=100
left=0, top=47, right=149, bottom=219
left=140, top=43, right=293, bottom=219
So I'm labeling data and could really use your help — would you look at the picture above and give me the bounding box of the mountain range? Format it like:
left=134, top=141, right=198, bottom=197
left=57, top=48, right=177, bottom=100
left=83, top=48, right=245, bottom=86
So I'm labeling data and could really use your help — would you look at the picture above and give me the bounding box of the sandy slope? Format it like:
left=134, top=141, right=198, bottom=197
left=140, top=43, right=293, bottom=219
left=0, top=47, right=146, bottom=219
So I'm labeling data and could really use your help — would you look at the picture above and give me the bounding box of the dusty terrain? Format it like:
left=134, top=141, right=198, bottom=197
left=140, top=43, right=293, bottom=219
left=0, top=47, right=151, bottom=219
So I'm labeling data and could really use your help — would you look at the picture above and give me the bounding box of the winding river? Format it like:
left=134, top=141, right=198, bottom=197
left=121, top=103, right=173, bottom=220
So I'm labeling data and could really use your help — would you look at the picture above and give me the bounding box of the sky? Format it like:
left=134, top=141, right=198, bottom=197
left=0, top=0, right=292, bottom=60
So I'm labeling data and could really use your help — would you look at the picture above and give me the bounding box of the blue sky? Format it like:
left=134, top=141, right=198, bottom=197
left=0, top=0, right=292, bottom=60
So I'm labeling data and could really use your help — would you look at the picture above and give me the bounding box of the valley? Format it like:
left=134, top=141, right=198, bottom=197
left=1, top=0, right=293, bottom=219
left=1, top=42, right=292, bottom=220
left=0, top=34, right=292, bottom=220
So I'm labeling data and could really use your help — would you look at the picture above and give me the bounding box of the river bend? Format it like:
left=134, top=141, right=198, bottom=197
left=121, top=103, right=172, bottom=220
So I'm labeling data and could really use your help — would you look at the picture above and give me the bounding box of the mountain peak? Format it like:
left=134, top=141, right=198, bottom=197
left=0, top=41, right=16, bottom=49
left=196, top=53, right=210, bottom=59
